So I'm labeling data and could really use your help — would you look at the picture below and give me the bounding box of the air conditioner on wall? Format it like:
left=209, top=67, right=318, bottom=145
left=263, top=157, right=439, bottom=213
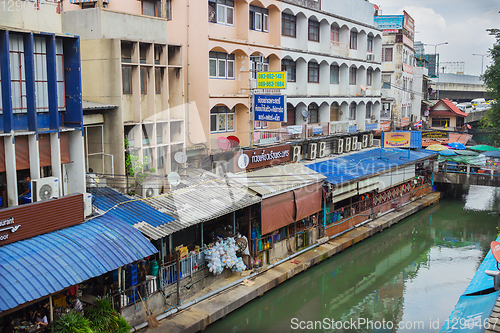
left=318, top=142, right=327, bottom=158
left=369, top=133, right=374, bottom=147
left=84, top=193, right=93, bottom=217
left=345, top=137, right=352, bottom=152
left=334, top=139, right=344, bottom=154
left=307, top=143, right=317, bottom=160
left=292, top=145, right=302, bottom=162
left=352, top=136, right=358, bottom=150
left=142, top=181, right=160, bottom=198
left=32, top=177, right=59, bottom=202
left=357, top=142, right=362, bottom=151
left=362, top=134, right=369, bottom=148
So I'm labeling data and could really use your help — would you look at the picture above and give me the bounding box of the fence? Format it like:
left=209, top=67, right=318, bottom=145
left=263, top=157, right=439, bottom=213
left=159, top=250, right=206, bottom=289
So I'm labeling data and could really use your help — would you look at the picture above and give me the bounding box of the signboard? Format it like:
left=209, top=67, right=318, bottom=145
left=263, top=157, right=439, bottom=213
left=312, top=126, right=322, bottom=135
left=400, top=117, right=410, bottom=127
left=402, top=35, right=414, bottom=49
left=374, top=15, right=403, bottom=30
left=422, top=131, right=449, bottom=139
left=403, top=62, right=413, bottom=74
left=256, top=71, right=287, bottom=89
left=234, top=144, right=291, bottom=171
left=403, top=11, right=415, bottom=41
left=0, top=194, right=84, bottom=246
left=383, top=132, right=411, bottom=148
left=380, top=121, right=391, bottom=132
left=254, top=94, right=286, bottom=122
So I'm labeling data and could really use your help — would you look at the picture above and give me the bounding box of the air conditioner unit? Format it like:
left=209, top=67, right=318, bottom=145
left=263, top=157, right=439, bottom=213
left=357, top=142, right=362, bottom=151
left=352, top=136, right=358, bottom=150
left=318, top=142, right=327, bottom=158
left=345, top=137, right=352, bottom=152
left=362, top=134, right=368, bottom=148
left=32, top=177, right=59, bottom=202
left=369, top=133, right=374, bottom=147
left=334, top=138, right=344, bottom=154
left=84, top=193, right=93, bottom=217
left=142, top=182, right=160, bottom=198
left=367, top=54, right=375, bottom=61
left=213, top=161, right=228, bottom=177
left=373, top=138, right=381, bottom=147
left=307, top=143, right=317, bottom=160
left=292, top=145, right=302, bottom=162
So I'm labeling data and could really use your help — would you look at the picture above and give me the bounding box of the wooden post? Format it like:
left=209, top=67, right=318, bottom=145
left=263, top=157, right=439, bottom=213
left=176, top=251, right=181, bottom=306
left=49, top=295, right=53, bottom=323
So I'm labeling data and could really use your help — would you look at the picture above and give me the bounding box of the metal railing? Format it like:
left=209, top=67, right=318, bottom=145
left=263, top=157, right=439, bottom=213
left=159, top=250, right=206, bottom=289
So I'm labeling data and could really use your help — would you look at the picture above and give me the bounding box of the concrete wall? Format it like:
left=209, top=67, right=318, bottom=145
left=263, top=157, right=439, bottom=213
left=0, top=0, right=62, bottom=33
left=320, top=0, right=376, bottom=27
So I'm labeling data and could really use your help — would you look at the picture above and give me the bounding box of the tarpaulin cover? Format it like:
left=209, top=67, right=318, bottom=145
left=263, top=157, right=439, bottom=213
left=261, top=191, right=295, bottom=235
left=294, top=182, right=322, bottom=222
left=440, top=234, right=500, bottom=332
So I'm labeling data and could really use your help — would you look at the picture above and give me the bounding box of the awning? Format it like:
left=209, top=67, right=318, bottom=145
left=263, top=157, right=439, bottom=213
left=261, top=191, right=295, bottom=235
left=379, top=165, right=415, bottom=191
left=70, top=0, right=109, bottom=3
left=359, top=177, right=379, bottom=194
left=0, top=216, right=157, bottom=313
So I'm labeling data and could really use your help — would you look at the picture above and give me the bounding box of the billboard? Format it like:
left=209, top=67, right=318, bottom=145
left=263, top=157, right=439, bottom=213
left=403, top=11, right=415, bottom=42
left=234, top=144, right=291, bottom=171
left=257, top=71, right=287, bottom=89
left=374, top=15, right=403, bottom=30
left=254, top=94, right=286, bottom=122
left=383, top=132, right=411, bottom=148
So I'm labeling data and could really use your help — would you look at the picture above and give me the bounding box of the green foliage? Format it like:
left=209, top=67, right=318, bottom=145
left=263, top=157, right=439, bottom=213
left=482, top=29, right=500, bottom=128
left=86, top=298, right=132, bottom=333
left=124, top=137, right=154, bottom=186
left=52, top=312, right=93, bottom=333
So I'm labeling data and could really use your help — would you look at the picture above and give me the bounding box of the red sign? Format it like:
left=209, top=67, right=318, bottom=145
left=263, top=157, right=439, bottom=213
left=234, top=144, right=291, bottom=171
left=491, top=241, right=500, bottom=264
left=380, top=121, right=391, bottom=132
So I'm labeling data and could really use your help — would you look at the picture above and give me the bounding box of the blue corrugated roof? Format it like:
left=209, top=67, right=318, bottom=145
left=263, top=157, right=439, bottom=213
left=305, top=148, right=436, bottom=186
left=89, top=187, right=175, bottom=228
left=0, top=216, right=158, bottom=312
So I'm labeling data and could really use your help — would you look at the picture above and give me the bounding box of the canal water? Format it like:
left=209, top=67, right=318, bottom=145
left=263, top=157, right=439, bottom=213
left=203, top=186, right=500, bottom=333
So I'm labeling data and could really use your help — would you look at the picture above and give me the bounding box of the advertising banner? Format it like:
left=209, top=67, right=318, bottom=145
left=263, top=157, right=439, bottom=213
left=374, top=15, right=403, bottom=30
left=234, top=144, right=291, bottom=171
left=257, top=71, right=287, bottom=89
left=422, top=131, right=449, bottom=139
left=384, top=132, right=411, bottom=148
left=254, top=94, right=286, bottom=122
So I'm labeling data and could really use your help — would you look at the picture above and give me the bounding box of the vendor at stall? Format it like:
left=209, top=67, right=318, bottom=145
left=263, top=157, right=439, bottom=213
left=35, top=310, right=48, bottom=328
left=68, top=296, right=84, bottom=316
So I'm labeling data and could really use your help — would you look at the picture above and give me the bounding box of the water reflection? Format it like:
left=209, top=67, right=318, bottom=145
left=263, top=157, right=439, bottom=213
left=204, top=186, right=500, bottom=333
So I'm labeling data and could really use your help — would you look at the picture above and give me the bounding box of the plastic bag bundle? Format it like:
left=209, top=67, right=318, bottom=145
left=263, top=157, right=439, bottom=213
left=205, top=237, right=246, bottom=275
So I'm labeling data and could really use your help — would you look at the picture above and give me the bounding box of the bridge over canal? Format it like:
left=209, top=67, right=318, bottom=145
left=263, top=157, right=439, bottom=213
left=433, top=168, right=500, bottom=187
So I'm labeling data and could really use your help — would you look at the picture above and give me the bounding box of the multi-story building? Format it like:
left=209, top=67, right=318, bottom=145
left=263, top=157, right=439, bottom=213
left=280, top=0, right=382, bottom=136
left=61, top=1, right=185, bottom=185
left=375, top=11, right=421, bottom=131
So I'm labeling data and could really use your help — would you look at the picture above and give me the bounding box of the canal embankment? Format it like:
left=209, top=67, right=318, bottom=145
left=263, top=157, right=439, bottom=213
left=137, top=191, right=441, bottom=333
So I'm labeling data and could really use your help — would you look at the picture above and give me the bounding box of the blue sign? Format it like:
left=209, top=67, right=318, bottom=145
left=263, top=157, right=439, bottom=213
left=254, top=94, right=286, bottom=122
left=374, top=15, right=403, bottom=30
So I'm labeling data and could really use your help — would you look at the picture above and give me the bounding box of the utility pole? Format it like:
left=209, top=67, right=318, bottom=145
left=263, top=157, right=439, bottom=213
left=473, top=53, right=488, bottom=76
left=425, top=42, right=448, bottom=100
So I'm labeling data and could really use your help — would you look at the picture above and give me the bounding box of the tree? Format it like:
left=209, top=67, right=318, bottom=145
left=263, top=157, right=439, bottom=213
left=482, top=29, right=500, bottom=128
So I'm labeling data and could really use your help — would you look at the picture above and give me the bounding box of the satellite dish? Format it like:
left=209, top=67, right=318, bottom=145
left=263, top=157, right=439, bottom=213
left=301, top=109, right=310, bottom=118
left=174, top=152, right=187, bottom=164
left=167, top=172, right=181, bottom=187
left=227, top=135, right=240, bottom=148
left=217, top=137, right=231, bottom=151
left=237, top=153, right=250, bottom=169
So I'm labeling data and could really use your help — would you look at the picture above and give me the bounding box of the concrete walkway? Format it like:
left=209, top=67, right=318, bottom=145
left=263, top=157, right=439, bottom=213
left=141, top=192, right=441, bottom=333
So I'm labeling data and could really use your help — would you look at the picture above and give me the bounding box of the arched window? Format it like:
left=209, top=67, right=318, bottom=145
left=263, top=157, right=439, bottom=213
left=308, top=103, right=319, bottom=124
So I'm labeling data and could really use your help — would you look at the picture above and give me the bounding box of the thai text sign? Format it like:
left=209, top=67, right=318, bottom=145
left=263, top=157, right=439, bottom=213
left=257, top=71, right=286, bottom=89
left=422, top=131, right=449, bottom=139
left=384, top=132, right=411, bottom=148
left=374, top=15, right=403, bottom=30
left=234, top=144, right=291, bottom=171
left=254, top=94, right=286, bottom=122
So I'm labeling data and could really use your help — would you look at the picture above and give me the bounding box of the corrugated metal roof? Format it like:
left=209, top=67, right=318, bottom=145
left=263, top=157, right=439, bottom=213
left=89, top=186, right=175, bottom=228
left=231, top=163, right=326, bottom=198
left=82, top=100, right=117, bottom=111
left=132, top=172, right=261, bottom=240
left=395, top=131, right=422, bottom=149
left=0, top=216, right=157, bottom=312
left=305, top=148, right=436, bottom=186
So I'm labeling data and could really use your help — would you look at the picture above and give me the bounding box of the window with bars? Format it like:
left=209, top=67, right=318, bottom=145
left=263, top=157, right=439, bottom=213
left=122, top=66, right=132, bottom=94
left=249, top=5, right=269, bottom=32
left=142, top=0, right=162, bottom=17
left=308, top=19, right=320, bottom=42
left=382, top=47, right=393, bottom=62
left=210, top=106, right=235, bottom=133
left=366, top=103, right=372, bottom=119
left=349, top=103, right=356, bottom=120
left=330, top=64, right=339, bottom=84
left=208, top=0, right=234, bottom=26
left=282, top=13, right=296, bottom=37
left=382, top=74, right=391, bottom=89
left=281, top=59, right=296, bottom=82
left=432, top=118, right=450, bottom=128
left=331, top=25, right=340, bottom=43
left=254, top=120, right=268, bottom=129
left=308, top=62, right=319, bottom=83
left=350, top=31, right=357, bottom=49
left=367, top=69, right=373, bottom=86
left=284, top=103, right=296, bottom=126
left=250, top=56, right=269, bottom=80
left=209, top=52, right=235, bottom=79
left=308, top=104, right=319, bottom=124
left=367, top=35, right=373, bottom=53
left=349, top=67, right=356, bottom=85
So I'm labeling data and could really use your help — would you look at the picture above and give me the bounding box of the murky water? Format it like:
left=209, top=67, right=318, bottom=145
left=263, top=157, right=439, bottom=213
left=203, top=186, right=500, bottom=333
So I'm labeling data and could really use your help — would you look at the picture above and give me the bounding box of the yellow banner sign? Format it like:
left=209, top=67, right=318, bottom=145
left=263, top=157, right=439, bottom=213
left=384, top=132, right=411, bottom=148
left=257, top=71, right=287, bottom=89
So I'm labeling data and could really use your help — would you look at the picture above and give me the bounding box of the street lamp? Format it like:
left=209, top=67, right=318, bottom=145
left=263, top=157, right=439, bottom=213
left=472, top=53, right=488, bottom=75
left=424, top=42, right=448, bottom=100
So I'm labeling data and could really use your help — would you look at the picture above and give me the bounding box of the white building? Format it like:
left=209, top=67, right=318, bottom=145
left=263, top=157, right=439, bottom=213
left=280, top=0, right=382, bottom=135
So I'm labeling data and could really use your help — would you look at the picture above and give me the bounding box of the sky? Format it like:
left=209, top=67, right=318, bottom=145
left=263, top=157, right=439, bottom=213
left=375, top=0, right=500, bottom=76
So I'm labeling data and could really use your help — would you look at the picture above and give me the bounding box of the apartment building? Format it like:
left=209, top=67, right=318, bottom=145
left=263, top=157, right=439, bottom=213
left=375, top=11, right=421, bottom=131
left=62, top=1, right=185, bottom=185
left=280, top=0, right=383, bottom=138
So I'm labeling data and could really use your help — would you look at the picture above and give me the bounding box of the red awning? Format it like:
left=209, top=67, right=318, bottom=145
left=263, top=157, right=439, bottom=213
left=294, top=182, right=322, bottom=222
